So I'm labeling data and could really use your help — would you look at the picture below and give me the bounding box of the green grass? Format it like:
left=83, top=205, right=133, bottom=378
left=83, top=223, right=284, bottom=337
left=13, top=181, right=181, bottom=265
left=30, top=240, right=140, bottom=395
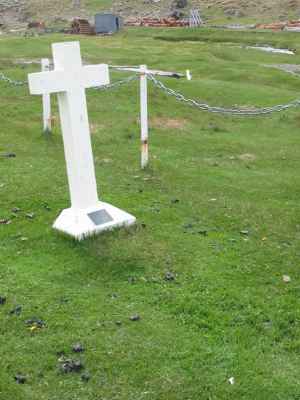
left=0, top=27, right=300, bottom=399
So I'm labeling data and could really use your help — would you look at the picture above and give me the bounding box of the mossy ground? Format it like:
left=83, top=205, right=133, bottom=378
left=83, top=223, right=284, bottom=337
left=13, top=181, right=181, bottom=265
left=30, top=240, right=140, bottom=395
left=0, top=28, right=300, bottom=399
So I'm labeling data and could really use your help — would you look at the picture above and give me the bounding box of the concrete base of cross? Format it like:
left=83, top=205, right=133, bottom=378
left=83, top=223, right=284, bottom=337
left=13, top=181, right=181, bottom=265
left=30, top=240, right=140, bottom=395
left=53, top=201, right=136, bottom=240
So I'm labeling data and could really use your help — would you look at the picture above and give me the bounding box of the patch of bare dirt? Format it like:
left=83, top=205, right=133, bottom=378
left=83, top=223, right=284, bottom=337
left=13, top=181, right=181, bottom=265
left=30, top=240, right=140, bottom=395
left=150, top=117, right=187, bottom=130
left=238, top=153, right=256, bottom=161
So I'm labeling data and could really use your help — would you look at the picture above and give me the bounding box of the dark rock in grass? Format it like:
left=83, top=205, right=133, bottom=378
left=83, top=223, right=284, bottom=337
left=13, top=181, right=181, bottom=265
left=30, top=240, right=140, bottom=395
left=198, top=229, right=208, bottom=236
left=1, top=153, right=16, bottom=158
left=14, top=374, right=26, bottom=384
left=59, top=359, right=84, bottom=373
left=115, top=320, right=122, bottom=326
left=183, top=223, right=193, bottom=231
left=10, top=305, right=22, bottom=315
left=11, top=207, right=21, bottom=213
left=81, top=372, right=91, bottom=382
left=0, top=296, right=6, bottom=305
left=25, top=317, right=45, bottom=328
left=0, top=219, right=11, bottom=225
left=164, top=271, right=175, bottom=281
left=130, top=314, right=141, bottom=322
left=171, top=198, right=180, bottom=204
left=72, top=343, right=84, bottom=353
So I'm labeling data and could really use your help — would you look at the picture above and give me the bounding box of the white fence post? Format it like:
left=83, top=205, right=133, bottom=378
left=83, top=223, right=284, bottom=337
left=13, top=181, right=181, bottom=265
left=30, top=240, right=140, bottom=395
left=41, top=58, right=52, bottom=133
left=140, top=64, right=149, bottom=169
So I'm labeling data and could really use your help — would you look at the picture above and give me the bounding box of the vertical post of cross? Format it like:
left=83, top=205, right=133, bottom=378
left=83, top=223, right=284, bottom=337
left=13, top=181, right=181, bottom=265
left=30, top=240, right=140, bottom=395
left=41, top=58, right=52, bottom=133
left=140, top=65, right=149, bottom=169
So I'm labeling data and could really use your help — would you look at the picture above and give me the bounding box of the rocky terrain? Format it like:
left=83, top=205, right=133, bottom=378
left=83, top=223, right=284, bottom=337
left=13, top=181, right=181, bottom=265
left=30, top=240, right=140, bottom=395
left=1, top=0, right=300, bottom=30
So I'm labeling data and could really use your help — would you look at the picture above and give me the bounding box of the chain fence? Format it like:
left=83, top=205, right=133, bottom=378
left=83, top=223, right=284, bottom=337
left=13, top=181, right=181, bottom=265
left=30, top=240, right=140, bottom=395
left=2, top=69, right=300, bottom=117
left=94, top=74, right=139, bottom=91
left=0, top=72, right=27, bottom=86
left=0, top=71, right=139, bottom=90
left=148, top=74, right=300, bottom=116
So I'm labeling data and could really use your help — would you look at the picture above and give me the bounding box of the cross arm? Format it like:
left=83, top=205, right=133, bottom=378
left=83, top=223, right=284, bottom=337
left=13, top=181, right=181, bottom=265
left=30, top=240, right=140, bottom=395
left=28, top=70, right=69, bottom=95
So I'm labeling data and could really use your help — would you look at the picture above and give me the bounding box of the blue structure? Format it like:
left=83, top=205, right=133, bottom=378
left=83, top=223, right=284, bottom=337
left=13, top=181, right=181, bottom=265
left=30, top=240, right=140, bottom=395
left=94, top=14, right=122, bottom=34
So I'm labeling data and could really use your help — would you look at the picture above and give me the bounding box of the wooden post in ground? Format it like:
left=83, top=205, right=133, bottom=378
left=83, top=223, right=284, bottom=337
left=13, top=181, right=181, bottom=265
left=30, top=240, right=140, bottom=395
left=41, top=58, right=52, bottom=133
left=140, top=65, right=149, bottom=169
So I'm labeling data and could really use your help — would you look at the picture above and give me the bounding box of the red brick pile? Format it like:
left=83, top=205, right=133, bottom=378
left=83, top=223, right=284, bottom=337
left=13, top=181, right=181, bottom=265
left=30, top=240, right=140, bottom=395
left=256, top=20, right=300, bottom=31
left=126, top=17, right=188, bottom=27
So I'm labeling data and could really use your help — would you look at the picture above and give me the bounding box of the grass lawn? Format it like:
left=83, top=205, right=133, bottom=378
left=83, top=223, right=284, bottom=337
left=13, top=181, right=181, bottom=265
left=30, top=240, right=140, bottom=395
left=0, top=27, right=300, bottom=399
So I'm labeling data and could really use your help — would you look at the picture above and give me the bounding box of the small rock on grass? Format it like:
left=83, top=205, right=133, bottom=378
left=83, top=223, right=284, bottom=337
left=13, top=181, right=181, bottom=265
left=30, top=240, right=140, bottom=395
left=240, top=230, right=249, bottom=236
left=72, top=343, right=84, bottom=353
left=14, top=374, right=26, bottom=384
left=283, top=275, right=291, bottom=283
left=130, top=314, right=141, bottom=322
left=59, top=359, right=84, bottom=374
left=25, top=213, right=35, bottom=219
left=10, top=305, right=22, bottom=315
left=1, top=153, right=16, bottom=158
left=228, top=376, right=235, bottom=385
left=164, top=271, right=175, bottom=281
left=0, top=219, right=11, bottom=225
left=25, top=317, right=45, bottom=328
left=0, top=296, right=6, bottom=305
left=81, top=372, right=91, bottom=382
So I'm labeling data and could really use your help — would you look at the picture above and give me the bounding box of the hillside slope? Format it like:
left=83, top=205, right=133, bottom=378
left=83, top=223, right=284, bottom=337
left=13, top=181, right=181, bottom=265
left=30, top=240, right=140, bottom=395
left=1, top=0, right=300, bottom=28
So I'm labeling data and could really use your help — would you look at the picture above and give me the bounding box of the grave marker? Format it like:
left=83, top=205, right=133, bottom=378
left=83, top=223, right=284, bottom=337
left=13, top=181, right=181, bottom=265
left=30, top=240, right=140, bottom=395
left=28, top=41, right=136, bottom=239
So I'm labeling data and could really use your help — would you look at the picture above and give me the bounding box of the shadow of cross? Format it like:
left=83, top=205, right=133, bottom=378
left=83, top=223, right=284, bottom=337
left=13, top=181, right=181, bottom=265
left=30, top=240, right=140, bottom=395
left=28, top=41, right=136, bottom=240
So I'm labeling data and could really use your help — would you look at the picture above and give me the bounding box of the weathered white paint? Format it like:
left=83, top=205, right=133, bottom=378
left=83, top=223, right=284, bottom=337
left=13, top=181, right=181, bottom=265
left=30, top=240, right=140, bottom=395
left=28, top=41, right=136, bottom=239
left=41, top=58, right=52, bottom=133
left=140, top=65, right=149, bottom=169
left=111, top=65, right=189, bottom=168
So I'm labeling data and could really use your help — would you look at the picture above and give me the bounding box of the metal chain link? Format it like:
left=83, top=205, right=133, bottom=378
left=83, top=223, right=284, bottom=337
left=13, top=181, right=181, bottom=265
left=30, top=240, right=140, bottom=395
left=94, top=74, right=139, bottom=91
left=148, top=74, right=300, bottom=116
left=2, top=68, right=300, bottom=116
left=0, top=72, right=27, bottom=86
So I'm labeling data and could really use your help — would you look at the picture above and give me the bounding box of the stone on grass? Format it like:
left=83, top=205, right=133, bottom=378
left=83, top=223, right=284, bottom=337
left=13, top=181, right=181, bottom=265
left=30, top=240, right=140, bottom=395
left=59, top=358, right=84, bottom=373
left=81, top=372, right=91, bottom=382
left=14, top=374, right=26, bottom=384
left=130, top=314, right=141, bottom=322
left=72, top=343, right=84, bottom=353
left=164, top=271, right=175, bottom=281
left=0, top=296, right=6, bottom=305
left=25, top=317, right=45, bottom=328
left=240, top=230, right=249, bottom=236
left=282, top=275, right=291, bottom=283
left=10, top=305, right=22, bottom=315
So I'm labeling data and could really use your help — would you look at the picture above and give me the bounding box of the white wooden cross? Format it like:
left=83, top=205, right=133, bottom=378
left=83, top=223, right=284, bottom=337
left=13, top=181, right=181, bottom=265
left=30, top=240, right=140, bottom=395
left=28, top=41, right=136, bottom=240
